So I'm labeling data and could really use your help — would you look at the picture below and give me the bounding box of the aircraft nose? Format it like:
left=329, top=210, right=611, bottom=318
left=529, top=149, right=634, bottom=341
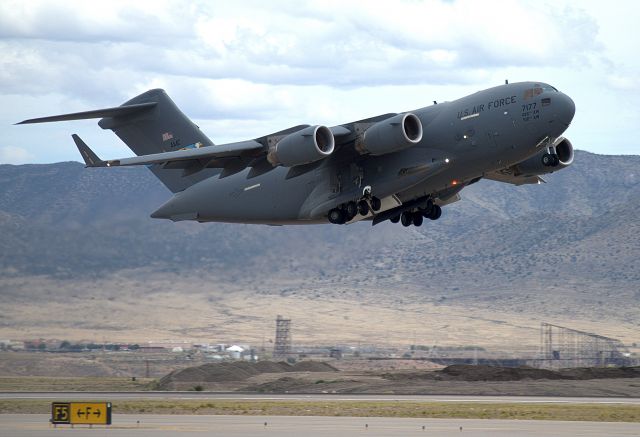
left=557, top=92, right=575, bottom=127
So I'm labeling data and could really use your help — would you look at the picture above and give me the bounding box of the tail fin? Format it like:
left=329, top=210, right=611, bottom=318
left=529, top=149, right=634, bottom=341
left=97, top=89, right=217, bottom=192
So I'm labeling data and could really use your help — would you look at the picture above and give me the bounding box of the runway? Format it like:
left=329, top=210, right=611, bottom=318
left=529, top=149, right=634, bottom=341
left=2, top=414, right=639, bottom=436
left=2, top=392, right=639, bottom=404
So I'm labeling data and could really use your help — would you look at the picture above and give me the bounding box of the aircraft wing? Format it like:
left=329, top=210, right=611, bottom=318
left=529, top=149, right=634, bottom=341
left=484, top=169, right=545, bottom=186
left=75, top=136, right=263, bottom=167
left=72, top=134, right=265, bottom=177
left=72, top=123, right=354, bottom=178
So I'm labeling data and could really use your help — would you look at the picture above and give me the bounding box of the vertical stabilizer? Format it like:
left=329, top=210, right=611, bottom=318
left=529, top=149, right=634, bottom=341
left=98, top=89, right=217, bottom=192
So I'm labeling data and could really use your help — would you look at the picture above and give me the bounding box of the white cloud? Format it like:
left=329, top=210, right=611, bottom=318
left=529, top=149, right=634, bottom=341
left=0, top=0, right=638, bottom=160
left=0, top=146, right=34, bottom=164
left=0, top=0, right=603, bottom=96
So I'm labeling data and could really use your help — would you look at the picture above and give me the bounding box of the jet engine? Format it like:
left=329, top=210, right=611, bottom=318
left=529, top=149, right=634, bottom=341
left=357, top=113, right=423, bottom=156
left=514, top=137, right=574, bottom=176
left=267, top=125, right=335, bottom=167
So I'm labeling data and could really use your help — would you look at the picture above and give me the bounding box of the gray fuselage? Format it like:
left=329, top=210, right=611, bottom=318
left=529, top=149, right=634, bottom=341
left=151, top=81, right=575, bottom=224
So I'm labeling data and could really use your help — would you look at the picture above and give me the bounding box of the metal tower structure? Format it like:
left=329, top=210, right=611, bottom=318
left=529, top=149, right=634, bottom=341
left=273, top=315, right=292, bottom=359
left=538, top=322, right=631, bottom=368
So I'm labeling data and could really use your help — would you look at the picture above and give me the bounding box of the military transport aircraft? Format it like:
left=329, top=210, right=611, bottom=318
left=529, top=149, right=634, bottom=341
left=18, top=81, right=575, bottom=227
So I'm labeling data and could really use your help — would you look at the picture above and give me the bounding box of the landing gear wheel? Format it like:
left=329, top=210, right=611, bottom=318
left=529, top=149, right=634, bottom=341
left=429, top=205, right=442, bottom=220
left=419, top=199, right=434, bottom=217
left=425, top=198, right=434, bottom=210
left=345, top=201, right=358, bottom=221
left=370, top=197, right=382, bottom=211
left=390, top=215, right=400, bottom=223
left=328, top=208, right=345, bottom=224
left=401, top=211, right=413, bottom=227
left=345, top=201, right=358, bottom=220
left=357, top=200, right=370, bottom=216
left=413, top=213, right=424, bottom=227
left=542, top=153, right=554, bottom=166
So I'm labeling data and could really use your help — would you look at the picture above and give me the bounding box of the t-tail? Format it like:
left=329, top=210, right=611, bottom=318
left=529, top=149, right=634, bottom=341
left=17, top=89, right=216, bottom=192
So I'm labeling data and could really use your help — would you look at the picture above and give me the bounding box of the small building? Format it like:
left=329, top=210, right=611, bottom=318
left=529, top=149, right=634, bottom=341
left=226, top=345, right=244, bottom=359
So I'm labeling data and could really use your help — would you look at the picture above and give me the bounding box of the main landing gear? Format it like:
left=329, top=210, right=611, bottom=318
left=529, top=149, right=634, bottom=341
left=391, top=199, right=441, bottom=227
left=327, top=186, right=382, bottom=225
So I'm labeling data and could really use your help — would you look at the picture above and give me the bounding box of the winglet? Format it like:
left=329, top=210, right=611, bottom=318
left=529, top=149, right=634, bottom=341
left=72, top=134, right=107, bottom=167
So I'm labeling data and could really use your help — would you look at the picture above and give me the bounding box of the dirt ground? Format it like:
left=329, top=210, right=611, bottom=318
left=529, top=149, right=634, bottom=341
left=2, top=352, right=639, bottom=398
left=0, top=351, right=196, bottom=378
left=147, top=361, right=640, bottom=397
left=2, top=274, right=639, bottom=352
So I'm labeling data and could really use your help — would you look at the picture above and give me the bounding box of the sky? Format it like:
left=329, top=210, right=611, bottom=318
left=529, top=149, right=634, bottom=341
left=1, top=0, right=639, bottom=164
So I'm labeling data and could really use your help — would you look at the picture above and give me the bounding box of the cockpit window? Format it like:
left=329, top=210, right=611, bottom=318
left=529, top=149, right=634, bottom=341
left=524, top=84, right=557, bottom=99
left=524, top=87, right=542, bottom=99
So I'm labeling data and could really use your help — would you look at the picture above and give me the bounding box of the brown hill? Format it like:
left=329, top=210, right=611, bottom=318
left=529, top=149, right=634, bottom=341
left=156, top=361, right=337, bottom=390
left=384, top=365, right=640, bottom=382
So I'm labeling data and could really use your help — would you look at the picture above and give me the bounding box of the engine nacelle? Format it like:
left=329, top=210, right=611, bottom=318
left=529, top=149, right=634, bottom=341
left=267, top=125, right=335, bottom=167
left=357, top=113, right=423, bottom=156
left=514, top=137, right=574, bottom=176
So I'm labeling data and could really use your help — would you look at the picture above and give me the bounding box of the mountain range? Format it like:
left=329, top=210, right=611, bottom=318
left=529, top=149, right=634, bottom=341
left=0, top=151, right=638, bottom=347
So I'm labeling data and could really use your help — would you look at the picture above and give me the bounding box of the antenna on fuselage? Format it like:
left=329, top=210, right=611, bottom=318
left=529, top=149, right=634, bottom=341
left=505, top=79, right=509, bottom=84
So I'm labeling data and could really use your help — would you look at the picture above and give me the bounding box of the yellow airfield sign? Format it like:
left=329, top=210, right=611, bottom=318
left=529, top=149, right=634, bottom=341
left=51, top=402, right=112, bottom=425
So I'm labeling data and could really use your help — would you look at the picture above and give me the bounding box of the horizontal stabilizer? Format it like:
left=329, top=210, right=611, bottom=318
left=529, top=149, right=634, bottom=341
left=16, top=102, right=157, bottom=125
left=72, top=134, right=106, bottom=167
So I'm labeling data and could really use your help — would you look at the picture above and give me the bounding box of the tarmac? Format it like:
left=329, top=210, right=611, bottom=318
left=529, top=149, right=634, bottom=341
left=2, top=414, right=640, bottom=436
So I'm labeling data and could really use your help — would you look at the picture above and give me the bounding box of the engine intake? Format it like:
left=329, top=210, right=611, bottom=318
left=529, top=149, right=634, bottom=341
left=555, top=137, right=574, bottom=166
left=515, top=137, right=574, bottom=176
left=267, top=125, right=335, bottom=167
left=357, top=113, right=423, bottom=156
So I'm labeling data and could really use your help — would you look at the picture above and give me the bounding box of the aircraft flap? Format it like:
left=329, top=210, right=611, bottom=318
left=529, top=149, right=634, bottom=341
left=105, top=140, right=264, bottom=167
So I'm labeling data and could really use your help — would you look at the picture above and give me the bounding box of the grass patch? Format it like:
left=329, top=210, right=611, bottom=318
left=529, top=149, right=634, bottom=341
left=0, top=377, right=155, bottom=392
left=0, top=399, right=639, bottom=422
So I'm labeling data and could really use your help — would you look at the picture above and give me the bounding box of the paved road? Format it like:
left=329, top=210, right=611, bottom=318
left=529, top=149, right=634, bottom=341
left=1, top=414, right=639, bottom=436
left=1, top=392, right=639, bottom=404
